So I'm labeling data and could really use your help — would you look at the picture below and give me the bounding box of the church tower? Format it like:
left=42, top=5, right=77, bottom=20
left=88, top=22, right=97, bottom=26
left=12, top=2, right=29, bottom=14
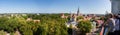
left=77, top=8, right=80, bottom=16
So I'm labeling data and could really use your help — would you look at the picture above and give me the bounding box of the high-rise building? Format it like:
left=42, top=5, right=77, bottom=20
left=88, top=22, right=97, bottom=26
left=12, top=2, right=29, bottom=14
left=110, top=0, right=120, bottom=14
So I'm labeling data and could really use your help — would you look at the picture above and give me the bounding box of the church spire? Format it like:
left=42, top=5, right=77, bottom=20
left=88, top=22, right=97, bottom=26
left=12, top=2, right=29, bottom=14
left=77, top=7, right=80, bottom=16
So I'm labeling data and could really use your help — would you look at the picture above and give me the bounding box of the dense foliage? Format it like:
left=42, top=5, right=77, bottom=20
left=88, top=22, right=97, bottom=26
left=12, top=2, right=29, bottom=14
left=77, top=20, right=92, bottom=35
left=0, top=14, right=92, bottom=35
left=0, top=14, right=68, bottom=35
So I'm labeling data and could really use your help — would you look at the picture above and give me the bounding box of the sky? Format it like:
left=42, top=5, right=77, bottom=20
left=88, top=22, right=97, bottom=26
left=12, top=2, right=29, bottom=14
left=0, top=0, right=111, bottom=14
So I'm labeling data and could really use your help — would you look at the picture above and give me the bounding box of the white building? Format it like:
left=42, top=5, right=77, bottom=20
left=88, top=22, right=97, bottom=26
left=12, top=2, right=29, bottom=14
left=110, top=0, right=120, bottom=14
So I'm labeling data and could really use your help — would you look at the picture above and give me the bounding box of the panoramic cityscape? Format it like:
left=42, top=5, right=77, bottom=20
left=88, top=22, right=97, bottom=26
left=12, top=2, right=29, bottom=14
left=0, top=0, right=120, bottom=35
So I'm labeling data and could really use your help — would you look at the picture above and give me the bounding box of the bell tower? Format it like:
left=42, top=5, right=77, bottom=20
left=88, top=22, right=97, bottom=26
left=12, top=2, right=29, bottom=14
left=77, top=8, right=80, bottom=16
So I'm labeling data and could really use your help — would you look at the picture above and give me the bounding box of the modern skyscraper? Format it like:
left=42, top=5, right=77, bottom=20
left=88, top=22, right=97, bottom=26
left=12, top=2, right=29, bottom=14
left=110, top=0, right=120, bottom=14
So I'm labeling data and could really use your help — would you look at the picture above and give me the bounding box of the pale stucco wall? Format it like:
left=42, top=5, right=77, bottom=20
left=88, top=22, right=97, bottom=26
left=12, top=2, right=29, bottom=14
left=111, top=0, right=120, bottom=14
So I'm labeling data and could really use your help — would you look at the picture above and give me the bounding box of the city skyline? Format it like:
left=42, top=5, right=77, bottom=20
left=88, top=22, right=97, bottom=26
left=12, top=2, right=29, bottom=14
left=0, top=0, right=111, bottom=14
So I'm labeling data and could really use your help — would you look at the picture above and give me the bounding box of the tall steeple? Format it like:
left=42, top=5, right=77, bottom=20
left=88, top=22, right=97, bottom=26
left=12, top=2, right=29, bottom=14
left=77, top=7, right=80, bottom=16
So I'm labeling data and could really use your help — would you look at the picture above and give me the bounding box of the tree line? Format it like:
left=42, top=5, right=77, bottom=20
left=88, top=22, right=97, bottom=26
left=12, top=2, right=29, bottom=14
left=0, top=14, right=92, bottom=35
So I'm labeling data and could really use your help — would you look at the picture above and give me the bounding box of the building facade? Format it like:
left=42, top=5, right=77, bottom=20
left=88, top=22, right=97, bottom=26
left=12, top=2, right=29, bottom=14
left=111, top=0, right=120, bottom=14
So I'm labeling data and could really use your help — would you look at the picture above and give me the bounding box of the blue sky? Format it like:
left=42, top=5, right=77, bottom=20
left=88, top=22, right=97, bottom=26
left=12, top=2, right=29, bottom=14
left=0, top=0, right=111, bottom=14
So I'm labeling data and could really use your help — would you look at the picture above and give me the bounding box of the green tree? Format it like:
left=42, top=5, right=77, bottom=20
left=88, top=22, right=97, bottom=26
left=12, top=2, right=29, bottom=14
left=77, top=20, right=92, bottom=35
